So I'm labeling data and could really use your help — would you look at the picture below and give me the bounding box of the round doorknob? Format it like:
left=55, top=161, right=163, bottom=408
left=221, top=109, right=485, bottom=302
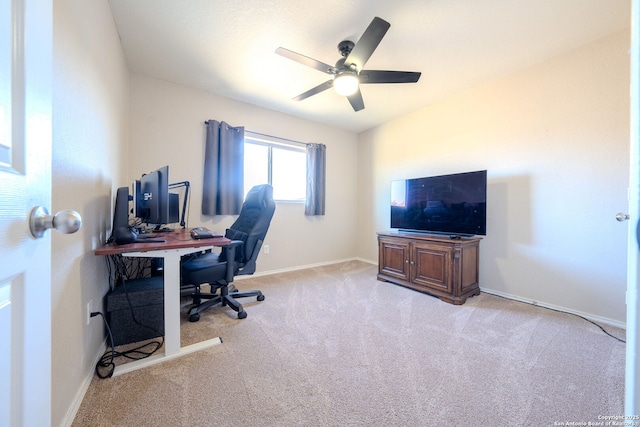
left=616, top=212, right=630, bottom=222
left=29, top=206, right=82, bottom=239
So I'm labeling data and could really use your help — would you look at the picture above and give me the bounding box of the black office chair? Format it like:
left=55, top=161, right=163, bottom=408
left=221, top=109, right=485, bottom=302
left=181, top=184, right=275, bottom=321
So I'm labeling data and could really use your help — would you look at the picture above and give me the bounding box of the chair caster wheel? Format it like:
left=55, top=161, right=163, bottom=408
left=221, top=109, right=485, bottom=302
left=257, top=295, right=265, bottom=301
left=189, top=313, right=200, bottom=322
left=238, top=311, right=247, bottom=319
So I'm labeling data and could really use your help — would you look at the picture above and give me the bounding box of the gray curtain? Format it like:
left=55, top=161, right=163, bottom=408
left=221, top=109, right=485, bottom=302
left=202, top=120, right=244, bottom=215
left=305, top=143, right=326, bottom=216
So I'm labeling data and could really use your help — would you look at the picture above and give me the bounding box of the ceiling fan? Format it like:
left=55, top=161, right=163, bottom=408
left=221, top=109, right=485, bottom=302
left=275, top=17, right=421, bottom=112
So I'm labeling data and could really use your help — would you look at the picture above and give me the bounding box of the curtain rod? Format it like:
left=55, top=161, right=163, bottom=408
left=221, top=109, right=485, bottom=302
left=244, top=130, right=309, bottom=147
left=203, top=122, right=317, bottom=147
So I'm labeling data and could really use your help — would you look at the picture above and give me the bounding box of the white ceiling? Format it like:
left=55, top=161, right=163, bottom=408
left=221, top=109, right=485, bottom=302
left=107, top=0, right=630, bottom=133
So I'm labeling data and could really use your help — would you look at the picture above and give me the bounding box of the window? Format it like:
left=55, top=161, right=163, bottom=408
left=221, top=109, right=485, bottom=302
left=244, top=134, right=306, bottom=202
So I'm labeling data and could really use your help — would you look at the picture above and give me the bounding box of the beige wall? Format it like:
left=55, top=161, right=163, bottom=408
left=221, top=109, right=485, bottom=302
left=52, top=0, right=129, bottom=425
left=357, top=30, right=630, bottom=325
left=128, top=74, right=360, bottom=271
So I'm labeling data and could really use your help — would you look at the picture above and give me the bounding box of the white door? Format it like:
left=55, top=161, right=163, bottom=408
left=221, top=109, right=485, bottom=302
left=0, top=0, right=53, bottom=425
left=627, top=0, right=640, bottom=416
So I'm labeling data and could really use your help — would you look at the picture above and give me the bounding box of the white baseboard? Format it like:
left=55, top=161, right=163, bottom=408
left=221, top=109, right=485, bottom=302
left=480, top=288, right=626, bottom=330
left=61, top=339, right=108, bottom=427
left=235, top=257, right=377, bottom=279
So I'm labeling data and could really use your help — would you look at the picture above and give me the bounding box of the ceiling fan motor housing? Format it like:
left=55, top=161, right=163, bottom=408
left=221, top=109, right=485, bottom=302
left=338, top=40, right=355, bottom=58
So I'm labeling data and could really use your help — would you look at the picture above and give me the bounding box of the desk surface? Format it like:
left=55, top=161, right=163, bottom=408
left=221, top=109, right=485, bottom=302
left=95, top=229, right=230, bottom=256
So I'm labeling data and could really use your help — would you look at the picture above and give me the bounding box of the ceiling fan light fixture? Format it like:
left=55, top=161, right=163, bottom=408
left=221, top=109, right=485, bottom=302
left=333, top=72, right=359, bottom=96
left=276, top=17, right=420, bottom=111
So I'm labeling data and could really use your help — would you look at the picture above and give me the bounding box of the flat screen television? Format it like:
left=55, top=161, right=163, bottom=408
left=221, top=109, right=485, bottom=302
left=390, top=170, right=487, bottom=236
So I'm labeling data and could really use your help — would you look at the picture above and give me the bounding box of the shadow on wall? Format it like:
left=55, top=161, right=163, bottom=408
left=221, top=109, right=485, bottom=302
left=480, top=174, right=528, bottom=294
left=484, top=174, right=532, bottom=260
left=82, top=189, right=113, bottom=309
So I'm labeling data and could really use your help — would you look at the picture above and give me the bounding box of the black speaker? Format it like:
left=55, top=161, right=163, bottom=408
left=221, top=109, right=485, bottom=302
left=114, top=226, right=137, bottom=245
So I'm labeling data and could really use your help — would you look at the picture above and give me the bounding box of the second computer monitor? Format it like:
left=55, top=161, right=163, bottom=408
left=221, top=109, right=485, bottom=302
left=133, top=165, right=170, bottom=225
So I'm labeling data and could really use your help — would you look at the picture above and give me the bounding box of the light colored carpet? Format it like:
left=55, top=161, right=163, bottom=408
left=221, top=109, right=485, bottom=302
left=73, top=260, right=625, bottom=426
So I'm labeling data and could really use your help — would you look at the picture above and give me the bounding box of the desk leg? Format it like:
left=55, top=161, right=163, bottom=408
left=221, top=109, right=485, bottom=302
left=112, top=248, right=222, bottom=376
left=163, top=251, right=181, bottom=355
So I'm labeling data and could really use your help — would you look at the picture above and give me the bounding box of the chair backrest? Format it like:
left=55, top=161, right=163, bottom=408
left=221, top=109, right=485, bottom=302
left=223, top=184, right=275, bottom=272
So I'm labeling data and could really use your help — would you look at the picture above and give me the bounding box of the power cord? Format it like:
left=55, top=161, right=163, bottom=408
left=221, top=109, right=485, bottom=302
left=92, top=312, right=115, bottom=378
left=555, top=308, right=625, bottom=343
left=92, top=311, right=164, bottom=378
left=92, top=277, right=165, bottom=378
left=488, top=292, right=625, bottom=343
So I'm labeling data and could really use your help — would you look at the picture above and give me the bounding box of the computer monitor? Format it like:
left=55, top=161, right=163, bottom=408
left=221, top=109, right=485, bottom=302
left=133, top=165, right=182, bottom=231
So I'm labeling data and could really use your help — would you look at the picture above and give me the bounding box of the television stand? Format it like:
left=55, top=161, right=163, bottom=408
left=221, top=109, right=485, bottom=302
left=377, top=231, right=481, bottom=305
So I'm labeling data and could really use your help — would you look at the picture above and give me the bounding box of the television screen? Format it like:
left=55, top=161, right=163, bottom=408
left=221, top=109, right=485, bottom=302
left=390, top=170, right=487, bottom=236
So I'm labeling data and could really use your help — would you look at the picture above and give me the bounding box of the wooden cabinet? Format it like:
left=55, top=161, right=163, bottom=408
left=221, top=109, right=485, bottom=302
left=377, top=232, right=481, bottom=305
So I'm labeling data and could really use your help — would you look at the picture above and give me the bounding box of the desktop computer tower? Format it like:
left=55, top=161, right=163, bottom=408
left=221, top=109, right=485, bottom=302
left=106, top=276, right=164, bottom=346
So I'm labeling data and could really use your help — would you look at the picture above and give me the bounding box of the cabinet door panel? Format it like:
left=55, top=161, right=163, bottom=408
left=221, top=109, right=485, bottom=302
left=412, top=244, right=452, bottom=292
left=379, top=238, right=410, bottom=281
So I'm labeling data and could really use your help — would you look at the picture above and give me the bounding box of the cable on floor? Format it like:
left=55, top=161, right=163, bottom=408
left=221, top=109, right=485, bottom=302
left=487, top=292, right=625, bottom=343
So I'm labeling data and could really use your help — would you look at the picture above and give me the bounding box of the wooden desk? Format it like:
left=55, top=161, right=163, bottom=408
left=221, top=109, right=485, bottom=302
left=95, top=229, right=230, bottom=376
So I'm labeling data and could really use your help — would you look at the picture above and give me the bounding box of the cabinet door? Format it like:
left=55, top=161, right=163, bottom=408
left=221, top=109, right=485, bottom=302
left=411, top=243, right=453, bottom=293
left=378, top=237, right=410, bottom=281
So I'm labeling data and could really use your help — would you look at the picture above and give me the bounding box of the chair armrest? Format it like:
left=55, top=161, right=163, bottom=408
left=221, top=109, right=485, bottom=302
left=223, top=240, right=244, bottom=282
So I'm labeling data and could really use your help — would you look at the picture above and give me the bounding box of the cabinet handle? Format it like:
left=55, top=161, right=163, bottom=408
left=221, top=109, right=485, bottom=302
left=405, top=259, right=409, bottom=263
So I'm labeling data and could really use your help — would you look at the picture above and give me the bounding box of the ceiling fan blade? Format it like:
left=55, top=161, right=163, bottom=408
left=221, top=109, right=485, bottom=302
left=293, top=80, right=333, bottom=101
left=275, top=47, right=336, bottom=74
left=347, top=88, right=365, bottom=112
left=359, top=70, right=421, bottom=84
left=345, top=17, right=390, bottom=71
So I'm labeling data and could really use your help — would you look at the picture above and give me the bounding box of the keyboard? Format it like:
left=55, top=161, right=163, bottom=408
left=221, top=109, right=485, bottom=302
left=134, top=234, right=165, bottom=243
left=190, top=227, right=222, bottom=239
